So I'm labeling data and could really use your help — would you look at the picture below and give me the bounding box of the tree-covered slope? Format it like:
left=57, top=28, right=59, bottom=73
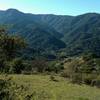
left=0, top=9, right=100, bottom=56
left=33, top=14, right=74, bottom=34
left=0, top=9, right=66, bottom=52
left=62, top=13, right=100, bottom=56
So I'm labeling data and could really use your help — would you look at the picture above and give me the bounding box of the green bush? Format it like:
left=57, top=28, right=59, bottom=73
left=46, top=62, right=64, bottom=73
left=8, top=58, right=25, bottom=74
left=0, top=75, right=38, bottom=100
left=91, top=75, right=100, bottom=88
left=71, top=73, right=83, bottom=84
left=0, top=75, right=22, bottom=100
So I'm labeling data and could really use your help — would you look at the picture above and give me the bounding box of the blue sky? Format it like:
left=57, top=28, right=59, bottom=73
left=0, top=0, right=100, bottom=15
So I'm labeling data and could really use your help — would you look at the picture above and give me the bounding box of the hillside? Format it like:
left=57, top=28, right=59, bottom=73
left=33, top=14, right=74, bottom=34
left=1, top=74, right=100, bottom=100
left=62, top=13, right=100, bottom=56
left=0, top=9, right=100, bottom=56
left=33, top=12, right=100, bottom=56
left=0, top=9, right=66, bottom=53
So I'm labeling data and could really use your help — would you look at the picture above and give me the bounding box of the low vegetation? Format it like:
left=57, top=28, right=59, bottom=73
left=62, top=53, right=100, bottom=87
left=0, top=74, right=100, bottom=100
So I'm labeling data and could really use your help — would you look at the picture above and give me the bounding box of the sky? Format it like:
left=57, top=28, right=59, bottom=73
left=0, top=0, right=100, bottom=15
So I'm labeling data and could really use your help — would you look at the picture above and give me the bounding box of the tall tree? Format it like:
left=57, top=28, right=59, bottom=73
left=0, top=28, right=26, bottom=60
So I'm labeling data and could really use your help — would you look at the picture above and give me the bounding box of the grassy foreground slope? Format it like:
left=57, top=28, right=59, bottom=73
left=5, top=74, right=100, bottom=100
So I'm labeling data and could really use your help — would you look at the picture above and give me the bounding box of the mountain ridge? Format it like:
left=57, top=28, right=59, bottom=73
left=0, top=8, right=100, bottom=56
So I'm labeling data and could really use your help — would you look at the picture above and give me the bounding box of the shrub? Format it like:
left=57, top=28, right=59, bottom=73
left=50, top=75, right=59, bottom=82
left=91, top=75, right=100, bottom=88
left=71, top=73, right=83, bottom=84
left=46, top=62, right=64, bottom=73
left=32, top=60, right=48, bottom=73
left=0, top=75, right=21, bottom=100
left=61, top=70, right=70, bottom=78
left=0, top=75, right=36, bottom=100
left=83, top=74, right=97, bottom=85
left=8, top=58, right=25, bottom=74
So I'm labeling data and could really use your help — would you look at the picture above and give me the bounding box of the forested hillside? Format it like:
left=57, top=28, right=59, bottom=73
left=0, top=9, right=100, bottom=57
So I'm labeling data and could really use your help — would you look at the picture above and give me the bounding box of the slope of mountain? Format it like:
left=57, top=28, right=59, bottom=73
left=0, top=9, right=100, bottom=56
left=62, top=13, right=100, bottom=56
left=35, top=12, right=100, bottom=56
left=0, top=9, right=66, bottom=52
left=31, top=14, right=74, bottom=34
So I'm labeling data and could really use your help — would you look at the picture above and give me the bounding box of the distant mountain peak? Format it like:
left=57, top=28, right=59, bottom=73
left=6, top=8, right=18, bottom=12
left=6, top=8, right=23, bottom=15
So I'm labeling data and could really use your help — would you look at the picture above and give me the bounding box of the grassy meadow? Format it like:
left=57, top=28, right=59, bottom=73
left=1, top=74, right=100, bottom=100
